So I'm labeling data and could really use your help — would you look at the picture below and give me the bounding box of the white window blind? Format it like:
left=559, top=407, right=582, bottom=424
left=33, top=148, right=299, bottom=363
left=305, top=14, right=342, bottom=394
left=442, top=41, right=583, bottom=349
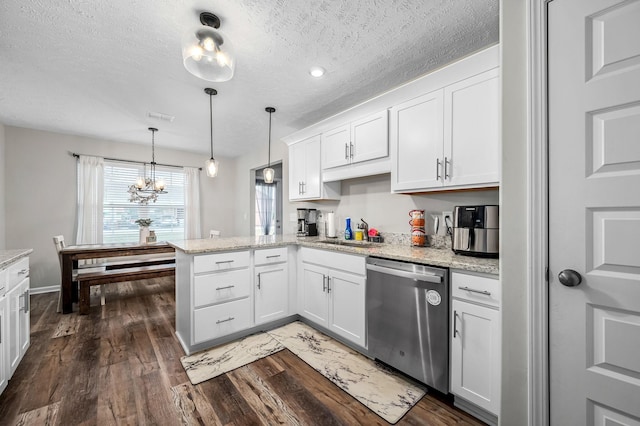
left=103, top=161, right=185, bottom=243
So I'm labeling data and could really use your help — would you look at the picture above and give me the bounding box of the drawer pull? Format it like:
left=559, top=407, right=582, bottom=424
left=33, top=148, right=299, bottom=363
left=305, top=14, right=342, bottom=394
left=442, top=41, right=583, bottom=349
left=266, top=255, right=281, bottom=259
left=216, top=317, right=235, bottom=324
left=19, top=268, right=29, bottom=275
left=215, top=285, right=235, bottom=291
left=257, top=272, right=261, bottom=289
left=458, top=286, right=491, bottom=296
left=215, top=260, right=235, bottom=265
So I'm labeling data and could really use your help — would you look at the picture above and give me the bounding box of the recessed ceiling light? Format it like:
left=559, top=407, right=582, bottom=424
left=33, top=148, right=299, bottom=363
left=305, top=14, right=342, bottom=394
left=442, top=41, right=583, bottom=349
left=309, top=66, right=325, bottom=78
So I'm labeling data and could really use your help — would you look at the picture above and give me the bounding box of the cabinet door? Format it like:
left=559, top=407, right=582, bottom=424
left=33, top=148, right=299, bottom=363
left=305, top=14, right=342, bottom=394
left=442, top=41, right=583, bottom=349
left=300, top=263, right=328, bottom=327
left=18, top=280, right=29, bottom=356
left=451, top=299, right=500, bottom=415
left=391, top=89, right=444, bottom=191
left=351, top=110, right=389, bottom=164
left=444, top=68, right=500, bottom=187
left=7, top=284, right=22, bottom=375
left=255, top=263, right=289, bottom=325
left=0, top=295, right=8, bottom=395
left=322, top=124, right=350, bottom=169
left=302, top=135, right=322, bottom=199
left=289, top=142, right=306, bottom=200
left=328, top=269, right=366, bottom=348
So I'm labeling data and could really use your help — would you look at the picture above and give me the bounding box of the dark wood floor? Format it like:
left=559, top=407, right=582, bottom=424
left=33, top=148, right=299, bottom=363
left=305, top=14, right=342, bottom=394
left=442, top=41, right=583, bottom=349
left=0, top=278, right=484, bottom=425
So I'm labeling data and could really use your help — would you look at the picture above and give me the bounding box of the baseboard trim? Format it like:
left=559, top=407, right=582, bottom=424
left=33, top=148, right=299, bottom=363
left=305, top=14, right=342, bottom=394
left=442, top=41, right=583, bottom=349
left=29, top=285, right=59, bottom=295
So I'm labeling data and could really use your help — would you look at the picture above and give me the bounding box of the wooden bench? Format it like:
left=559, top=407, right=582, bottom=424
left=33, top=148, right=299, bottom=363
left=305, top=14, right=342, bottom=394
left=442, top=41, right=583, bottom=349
left=75, top=255, right=175, bottom=271
left=77, top=263, right=175, bottom=314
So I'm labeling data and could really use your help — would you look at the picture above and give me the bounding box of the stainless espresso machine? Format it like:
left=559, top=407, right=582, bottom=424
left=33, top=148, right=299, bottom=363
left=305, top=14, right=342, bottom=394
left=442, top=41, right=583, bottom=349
left=296, top=208, right=318, bottom=237
left=297, top=209, right=308, bottom=236
left=452, top=205, right=499, bottom=257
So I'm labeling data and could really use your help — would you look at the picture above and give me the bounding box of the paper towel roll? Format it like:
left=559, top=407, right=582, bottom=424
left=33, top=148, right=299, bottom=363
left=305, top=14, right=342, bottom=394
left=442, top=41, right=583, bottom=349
left=326, top=212, right=336, bottom=237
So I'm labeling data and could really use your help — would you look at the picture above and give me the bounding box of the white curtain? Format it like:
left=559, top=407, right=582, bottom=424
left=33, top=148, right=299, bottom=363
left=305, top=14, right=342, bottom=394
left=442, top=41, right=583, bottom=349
left=256, top=181, right=276, bottom=236
left=184, top=167, right=201, bottom=239
left=76, top=155, right=104, bottom=245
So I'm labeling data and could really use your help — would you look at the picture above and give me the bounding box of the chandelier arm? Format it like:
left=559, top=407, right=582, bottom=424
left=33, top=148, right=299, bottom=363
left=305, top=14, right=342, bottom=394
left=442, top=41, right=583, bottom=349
left=268, top=110, right=272, bottom=167
left=209, top=92, right=214, bottom=159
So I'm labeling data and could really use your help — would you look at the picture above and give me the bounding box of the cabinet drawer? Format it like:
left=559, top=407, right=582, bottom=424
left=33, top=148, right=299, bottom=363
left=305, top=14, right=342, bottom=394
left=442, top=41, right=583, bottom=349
left=194, top=269, right=250, bottom=308
left=254, top=247, right=288, bottom=266
left=0, top=268, right=6, bottom=296
left=7, top=257, right=29, bottom=291
left=193, top=298, right=251, bottom=343
left=451, top=271, right=500, bottom=307
left=300, top=247, right=366, bottom=276
left=193, top=251, right=250, bottom=274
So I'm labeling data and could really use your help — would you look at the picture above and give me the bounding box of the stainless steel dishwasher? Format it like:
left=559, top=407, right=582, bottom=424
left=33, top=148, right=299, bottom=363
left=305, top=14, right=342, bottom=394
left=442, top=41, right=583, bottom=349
left=366, top=257, right=449, bottom=393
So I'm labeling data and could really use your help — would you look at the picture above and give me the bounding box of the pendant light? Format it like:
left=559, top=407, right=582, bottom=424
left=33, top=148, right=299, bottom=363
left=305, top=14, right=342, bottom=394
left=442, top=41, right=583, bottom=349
left=128, top=128, right=167, bottom=204
left=204, top=88, right=219, bottom=177
left=263, top=107, right=276, bottom=184
left=182, top=12, right=235, bottom=82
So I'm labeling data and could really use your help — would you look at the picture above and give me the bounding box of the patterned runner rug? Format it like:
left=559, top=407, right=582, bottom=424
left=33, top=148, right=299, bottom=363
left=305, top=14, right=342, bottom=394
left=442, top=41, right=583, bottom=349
left=180, top=321, right=426, bottom=424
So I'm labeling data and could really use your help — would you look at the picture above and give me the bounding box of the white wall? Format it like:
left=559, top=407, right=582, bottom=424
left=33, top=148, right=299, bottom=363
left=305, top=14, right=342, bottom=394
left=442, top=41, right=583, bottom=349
left=500, top=0, right=529, bottom=424
left=0, top=123, right=5, bottom=249
left=4, top=126, right=236, bottom=290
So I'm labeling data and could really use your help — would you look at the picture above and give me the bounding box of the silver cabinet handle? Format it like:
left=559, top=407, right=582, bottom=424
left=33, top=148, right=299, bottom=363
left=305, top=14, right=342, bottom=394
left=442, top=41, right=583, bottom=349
left=322, top=275, right=327, bottom=292
left=215, top=260, right=234, bottom=265
left=436, top=158, right=441, bottom=180
left=215, top=285, right=235, bottom=291
left=301, top=181, right=305, bottom=194
left=349, top=142, right=354, bottom=159
left=345, top=143, right=349, bottom=160
left=299, top=182, right=302, bottom=194
left=327, top=276, right=331, bottom=293
left=458, top=286, right=491, bottom=296
left=444, top=157, right=450, bottom=180
left=18, top=268, right=29, bottom=275
left=266, top=255, right=281, bottom=259
left=216, top=317, right=235, bottom=324
left=25, top=289, right=30, bottom=313
left=453, top=310, right=459, bottom=338
left=257, top=272, right=261, bottom=289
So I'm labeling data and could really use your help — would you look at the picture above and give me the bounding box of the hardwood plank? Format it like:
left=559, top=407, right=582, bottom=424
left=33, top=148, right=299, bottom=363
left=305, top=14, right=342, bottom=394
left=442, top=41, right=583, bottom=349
left=197, top=374, right=262, bottom=425
left=15, top=401, right=60, bottom=426
left=171, top=382, right=224, bottom=426
left=52, top=312, right=82, bottom=338
left=96, top=361, right=137, bottom=424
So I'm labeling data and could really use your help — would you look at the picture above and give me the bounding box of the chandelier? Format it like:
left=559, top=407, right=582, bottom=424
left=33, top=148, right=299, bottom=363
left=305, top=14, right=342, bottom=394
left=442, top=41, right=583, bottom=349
left=128, top=127, right=167, bottom=204
left=182, top=12, right=235, bottom=82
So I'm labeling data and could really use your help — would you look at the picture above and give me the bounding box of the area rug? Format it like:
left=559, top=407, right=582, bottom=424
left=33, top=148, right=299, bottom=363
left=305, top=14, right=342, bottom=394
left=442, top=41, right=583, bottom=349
left=180, top=321, right=426, bottom=424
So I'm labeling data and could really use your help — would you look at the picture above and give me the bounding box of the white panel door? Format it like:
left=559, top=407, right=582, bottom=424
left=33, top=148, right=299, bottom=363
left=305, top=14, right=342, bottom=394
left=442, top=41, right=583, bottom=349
left=322, top=124, right=350, bottom=169
left=351, top=110, right=389, bottom=164
left=255, top=264, right=288, bottom=325
left=549, top=0, right=640, bottom=423
left=444, top=68, right=500, bottom=187
left=391, top=89, right=444, bottom=191
left=300, top=263, right=328, bottom=327
left=328, top=269, right=366, bottom=347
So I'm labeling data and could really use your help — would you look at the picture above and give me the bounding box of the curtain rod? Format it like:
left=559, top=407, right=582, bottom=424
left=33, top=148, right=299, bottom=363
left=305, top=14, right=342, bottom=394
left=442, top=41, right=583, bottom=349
left=71, top=153, right=202, bottom=171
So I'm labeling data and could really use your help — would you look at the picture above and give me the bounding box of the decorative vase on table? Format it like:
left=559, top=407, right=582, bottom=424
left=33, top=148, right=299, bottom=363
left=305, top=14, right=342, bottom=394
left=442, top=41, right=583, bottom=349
left=139, top=226, right=150, bottom=244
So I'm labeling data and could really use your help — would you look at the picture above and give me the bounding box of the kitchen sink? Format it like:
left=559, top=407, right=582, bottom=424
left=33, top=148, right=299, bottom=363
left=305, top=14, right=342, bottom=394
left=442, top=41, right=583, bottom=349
left=317, top=239, right=376, bottom=248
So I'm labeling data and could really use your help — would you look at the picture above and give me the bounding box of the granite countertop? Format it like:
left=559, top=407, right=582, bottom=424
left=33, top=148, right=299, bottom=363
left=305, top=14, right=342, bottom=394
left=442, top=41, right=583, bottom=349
left=169, top=235, right=498, bottom=276
left=0, top=249, right=33, bottom=269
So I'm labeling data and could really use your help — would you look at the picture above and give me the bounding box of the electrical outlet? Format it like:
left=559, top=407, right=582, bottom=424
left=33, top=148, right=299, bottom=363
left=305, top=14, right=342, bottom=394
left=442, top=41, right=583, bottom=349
left=442, top=211, right=452, bottom=235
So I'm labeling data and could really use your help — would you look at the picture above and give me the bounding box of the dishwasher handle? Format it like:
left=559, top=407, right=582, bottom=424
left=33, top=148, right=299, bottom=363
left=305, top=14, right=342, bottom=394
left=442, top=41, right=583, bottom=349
left=366, top=263, right=443, bottom=283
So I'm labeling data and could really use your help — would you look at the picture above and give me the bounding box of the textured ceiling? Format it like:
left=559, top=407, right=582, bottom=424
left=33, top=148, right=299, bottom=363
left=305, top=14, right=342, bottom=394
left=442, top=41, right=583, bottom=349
left=0, top=0, right=498, bottom=157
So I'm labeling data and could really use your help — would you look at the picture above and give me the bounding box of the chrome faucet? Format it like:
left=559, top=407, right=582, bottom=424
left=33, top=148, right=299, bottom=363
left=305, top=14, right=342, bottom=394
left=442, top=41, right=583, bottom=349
left=359, top=218, right=369, bottom=241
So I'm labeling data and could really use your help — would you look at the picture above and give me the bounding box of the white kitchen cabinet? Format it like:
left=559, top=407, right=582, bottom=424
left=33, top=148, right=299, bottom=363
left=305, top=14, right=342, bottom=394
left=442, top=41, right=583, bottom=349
left=254, top=247, right=289, bottom=325
left=298, top=247, right=366, bottom=348
left=289, top=135, right=340, bottom=201
left=450, top=271, right=500, bottom=420
left=7, top=259, right=29, bottom=377
left=391, top=63, right=499, bottom=193
left=0, top=267, right=7, bottom=396
left=322, top=110, right=389, bottom=170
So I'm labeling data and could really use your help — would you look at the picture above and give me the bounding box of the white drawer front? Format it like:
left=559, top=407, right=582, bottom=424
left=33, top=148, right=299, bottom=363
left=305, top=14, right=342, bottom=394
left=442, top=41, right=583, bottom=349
left=194, top=269, right=250, bottom=308
left=193, top=251, right=250, bottom=274
left=451, top=271, right=500, bottom=308
left=193, top=298, right=251, bottom=343
left=254, top=247, right=288, bottom=266
left=300, top=247, right=366, bottom=276
left=7, top=257, right=29, bottom=291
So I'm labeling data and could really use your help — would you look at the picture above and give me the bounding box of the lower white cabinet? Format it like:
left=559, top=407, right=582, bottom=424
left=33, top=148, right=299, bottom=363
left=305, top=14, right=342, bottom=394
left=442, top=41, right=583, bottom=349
left=299, top=247, right=366, bottom=348
left=255, top=247, right=289, bottom=325
left=450, top=271, right=500, bottom=419
left=0, top=291, right=8, bottom=395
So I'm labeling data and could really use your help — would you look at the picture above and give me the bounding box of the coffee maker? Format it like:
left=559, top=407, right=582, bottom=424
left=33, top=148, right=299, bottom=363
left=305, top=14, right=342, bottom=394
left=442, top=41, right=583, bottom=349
left=297, top=209, right=308, bottom=236
left=296, top=208, right=319, bottom=237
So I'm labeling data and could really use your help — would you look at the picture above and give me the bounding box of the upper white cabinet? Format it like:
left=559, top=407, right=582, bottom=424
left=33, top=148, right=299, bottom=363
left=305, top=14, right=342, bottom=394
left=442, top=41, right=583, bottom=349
left=322, top=110, right=389, bottom=169
left=288, top=135, right=340, bottom=201
left=391, top=56, right=500, bottom=192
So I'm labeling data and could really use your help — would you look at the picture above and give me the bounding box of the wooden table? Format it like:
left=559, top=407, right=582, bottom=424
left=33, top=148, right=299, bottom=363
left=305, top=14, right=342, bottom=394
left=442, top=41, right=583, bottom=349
left=60, top=242, right=175, bottom=314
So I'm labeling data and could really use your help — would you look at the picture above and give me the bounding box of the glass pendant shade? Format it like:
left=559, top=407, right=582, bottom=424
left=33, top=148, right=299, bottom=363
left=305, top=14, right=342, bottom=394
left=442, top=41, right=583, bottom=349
left=205, top=157, right=219, bottom=177
left=182, top=23, right=235, bottom=82
left=263, top=167, right=275, bottom=184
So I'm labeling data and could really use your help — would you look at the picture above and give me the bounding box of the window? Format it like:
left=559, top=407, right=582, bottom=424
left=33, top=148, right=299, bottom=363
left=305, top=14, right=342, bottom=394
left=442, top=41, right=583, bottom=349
left=103, top=161, right=185, bottom=243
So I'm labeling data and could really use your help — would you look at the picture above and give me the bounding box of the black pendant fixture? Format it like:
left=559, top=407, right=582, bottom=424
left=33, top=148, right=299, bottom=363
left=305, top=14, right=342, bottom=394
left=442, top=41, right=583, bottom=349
left=263, top=107, right=276, bottom=184
left=204, top=88, right=219, bottom=177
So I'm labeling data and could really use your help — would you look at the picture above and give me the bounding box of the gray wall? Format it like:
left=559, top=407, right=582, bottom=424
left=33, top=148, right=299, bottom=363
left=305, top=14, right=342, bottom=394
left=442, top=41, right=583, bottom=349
left=500, top=0, right=529, bottom=424
left=4, top=126, right=236, bottom=290
left=0, top=123, right=5, bottom=249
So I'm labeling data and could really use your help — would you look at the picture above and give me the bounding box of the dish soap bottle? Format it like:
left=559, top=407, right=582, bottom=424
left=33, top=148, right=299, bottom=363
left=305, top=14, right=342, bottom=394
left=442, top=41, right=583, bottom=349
left=345, top=217, right=353, bottom=240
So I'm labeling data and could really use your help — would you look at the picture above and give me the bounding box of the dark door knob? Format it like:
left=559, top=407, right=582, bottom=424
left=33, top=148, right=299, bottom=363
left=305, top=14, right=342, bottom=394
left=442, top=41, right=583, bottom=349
left=558, top=269, right=582, bottom=287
